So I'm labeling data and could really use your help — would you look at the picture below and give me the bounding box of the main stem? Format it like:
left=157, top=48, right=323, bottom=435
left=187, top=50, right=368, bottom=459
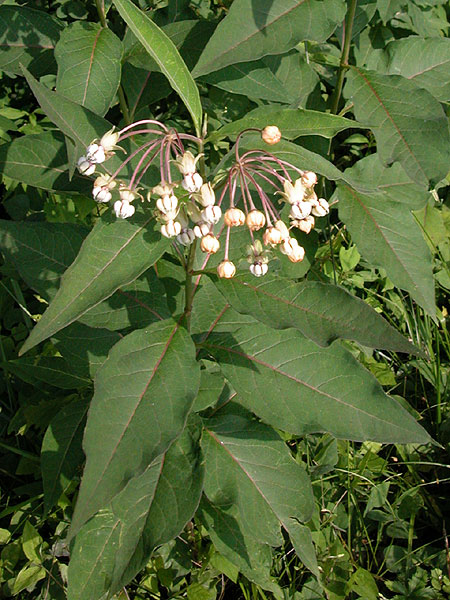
left=183, top=240, right=197, bottom=332
left=330, top=0, right=358, bottom=114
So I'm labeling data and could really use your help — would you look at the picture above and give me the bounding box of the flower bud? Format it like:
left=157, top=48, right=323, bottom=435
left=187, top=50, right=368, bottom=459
left=182, top=172, right=203, bottom=193
left=177, top=229, right=195, bottom=246
left=193, top=222, right=210, bottom=238
left=161, top=220, right=182, bottom=238
left=246, top=210, right=266, bottom=231
left=200, top=233, right=220, bottom=254
left=301, top=171, right=317, bottom=188
left=263, top=226, right=284, bottom=246
left=77, top=156, right=96, bottom=176
left=311, top=197, right=329, bottom=217
left=114, top=200, right=135, bottom=219
left=288, top=243, right=305, bottom=263
left=274, top=219, right=290, bottom=240
left=201, top=205, right=222, bottom=225
left=156, top=195, right=178, bottom=215
left=261, top=125, right=282, bottom=145
left=289, top=201, right=312, bottom=220
left=224, top=207, right=245, bottom=227
left=217, top=260, right=236, bottom=279
left=197, top=182, right=216, bottom=207
left=250, top=262, right=268, bottom=277
left=280, top=237, right=300, bottom=256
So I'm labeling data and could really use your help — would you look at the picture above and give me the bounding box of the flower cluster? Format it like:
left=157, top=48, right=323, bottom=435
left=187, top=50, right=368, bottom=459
left=76, top=122, right=329, bottom=278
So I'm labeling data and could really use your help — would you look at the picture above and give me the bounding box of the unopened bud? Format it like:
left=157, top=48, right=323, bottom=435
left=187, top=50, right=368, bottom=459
left=263, top=226, right=284, bottom=246
left=200, top=233, right=220, bottom=254
left=246, top=210, right=266, bottom=231
left=224, top=207, right=245, bottom=227
left=177, top=229, right=195, bottom=246
left=217, top=260, right=236, bottom=279
left=288, top=243, right=305, bottom=263
left=261, top=125, right=281, bottom=145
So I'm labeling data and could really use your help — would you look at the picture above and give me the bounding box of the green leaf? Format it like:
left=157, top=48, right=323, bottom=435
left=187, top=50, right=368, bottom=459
left=336, top=182, right=435, bottom=317
left=0, top=6, right=63, bottom=76
left=55, top=22, right=122, bottom=116
left=203, top=51, right=318, bottom=105
left=0, top=131, right=91, bottom=194
left=192, top=368, right=226, bottom=412
left=381, top=37, right=450, bottom=103
left=114, top=0, right=202, bottom=134
left=192, top=0, right=346, bottom=77
left=212, top=107, right=356, bottom=142
left=202, top=403, right=314, bottom=543
left=202, top=324, right=432, bottom=444
left=52, top=323, right=120, bottom=378
left=344, top=67, right=450, bottom=187
left=69, top=319, right=200, bottom=537
left=214, top=275, right=421, bottom=353
left=68, top=422, right=203, bottom=600
left=41, top=398, right=88, bottom=512
left=12, top=565, right=46, bottom=595
left=21, top=521, right=43, bottom=563
left=19, top=213, right=168, bottom=354
left=199, top=497, right=282, bottom=596
left=284, top=520, right=319, bottom=577
left=4, top=357, right=91, bottom=389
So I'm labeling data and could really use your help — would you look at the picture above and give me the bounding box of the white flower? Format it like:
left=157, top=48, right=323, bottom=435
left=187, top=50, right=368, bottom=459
left=193, top=222, right=210, bottom=238
left=119, top=185, right=139, bottom=203
left=175, top=151, right=203, bottom=176
left=77, top=156, right=96, bottom=176
left=99, top=127, right=120, bottom=153
left=280, top=237, right=300, bottom=256
left=182, top=172, right=203, bottom=193
left=250, top=262, right=268, bottom=277
left=156, top=195, right=178, bottom=215
left=301, top=171, right=317, bottom=188
left=197, top=182, right=216, bottom=207
left=161, top=220, right=181, bottom=238
left=261, top=125, right=281, bottom=145
left=289, top=201, right=312, bottom=220
left=86, top=143, right=106, bottom=164
left=201, top=205, right=222, bottom=225
left=114, top=200, right=135, bottom=219
left=279, top=179, right=306, bottom=204
left=311, top=197, right=329, bottom=217
left=217, top=260, right=236, bottom=279
left=92, top=187, right=112, bottom=203
left=293, top=215, right=315, bottom=234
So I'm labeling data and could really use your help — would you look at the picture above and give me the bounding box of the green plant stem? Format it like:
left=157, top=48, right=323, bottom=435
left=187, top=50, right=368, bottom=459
left=96, top=0, right=107, bottom=27
left=118, top=85, right=131, bottom=125
left=330, top=0, right=358, bottom=115
left=183, top=240, right=198, bottom=332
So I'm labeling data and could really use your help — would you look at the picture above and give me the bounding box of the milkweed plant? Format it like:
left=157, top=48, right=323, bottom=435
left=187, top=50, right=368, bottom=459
left=1, top=0, right=446, bottom=598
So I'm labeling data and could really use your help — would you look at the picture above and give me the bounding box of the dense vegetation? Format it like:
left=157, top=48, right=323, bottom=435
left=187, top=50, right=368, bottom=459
left=0, top=1, right=449, bottom=599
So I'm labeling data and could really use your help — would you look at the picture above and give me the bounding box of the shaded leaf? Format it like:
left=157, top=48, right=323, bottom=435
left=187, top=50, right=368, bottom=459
left=0, top=131, right=91, bottom=194
left=344, top=67, right=450, bottom=186
left=212, top=106, right=356, bottom=142
left=202, top=324, right=432, bottom=444
left=20, top=213, right=168, bottom=354
left=214, top=274, right=421, bottom=353
left=55, top=22, right=122, bottom=116
left=41, top=398, right=88, bottom=512
left=203, top=51, right=318, bottom=105
left=69, top=319, right=200, bottom=537
left=4, top=357, right=90, bottom=389
left=114, top=0, right=202, bottom=134
left=336, top=182, right=435, bottom=316
left=192, top=0, right=346, bottom=77
left=0, top=6, right=63, bottom=76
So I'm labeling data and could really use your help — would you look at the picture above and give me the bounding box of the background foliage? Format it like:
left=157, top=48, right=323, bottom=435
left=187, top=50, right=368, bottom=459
left=0, top=1, right=449, bottom=599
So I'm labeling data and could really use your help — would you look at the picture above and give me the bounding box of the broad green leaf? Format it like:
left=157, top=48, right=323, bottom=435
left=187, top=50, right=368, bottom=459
left=19, top=213, right=168, bottom=354
left=382, top=37, right=450, bottom=103
left=192, top=368, right=226, bottom=412
left=52, top=323, right=120, bottom=378
left=344, top=67, right=450, bottom=187
left=284, top=520, right=319, bottom=577
left=55, top=22, right=122, bottom=116
left=199, top=497, right=282, bottom=596
left=348, top=154, right=430, bottom=210
left=12, top=565, right=46, bottom=595
left=41, top=398, right=88, bottom=512
left=202, top=403, right=314, bottom=546
left=4, top=357, right=90, bottom=389
left=114, top=0, right=202, bottom=134
left=69, top=319, right=200, bottom=537
left=336, top=182, right=435, bottom=317
left=0, top=6, right=63, bottom=76
left=202, top=324, right=432, bottom=444
left=21, top=521, right=43, bottom=563
left=192, top=0, right=346, bottom=77
left=214, top=275, right=420, bottom=353
left=202, top=51, right=318, bottom=105
left=212, top=107, right=358, bottom=142
left=121, top=63, right=171, bottom=120
left=0, top=131, right=91, bottom=194
left=68, top=423, right=203, bottom=600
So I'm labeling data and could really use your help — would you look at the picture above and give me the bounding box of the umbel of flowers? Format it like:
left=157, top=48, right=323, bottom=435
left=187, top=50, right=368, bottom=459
left=77, top=122, right=329, bottom=278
